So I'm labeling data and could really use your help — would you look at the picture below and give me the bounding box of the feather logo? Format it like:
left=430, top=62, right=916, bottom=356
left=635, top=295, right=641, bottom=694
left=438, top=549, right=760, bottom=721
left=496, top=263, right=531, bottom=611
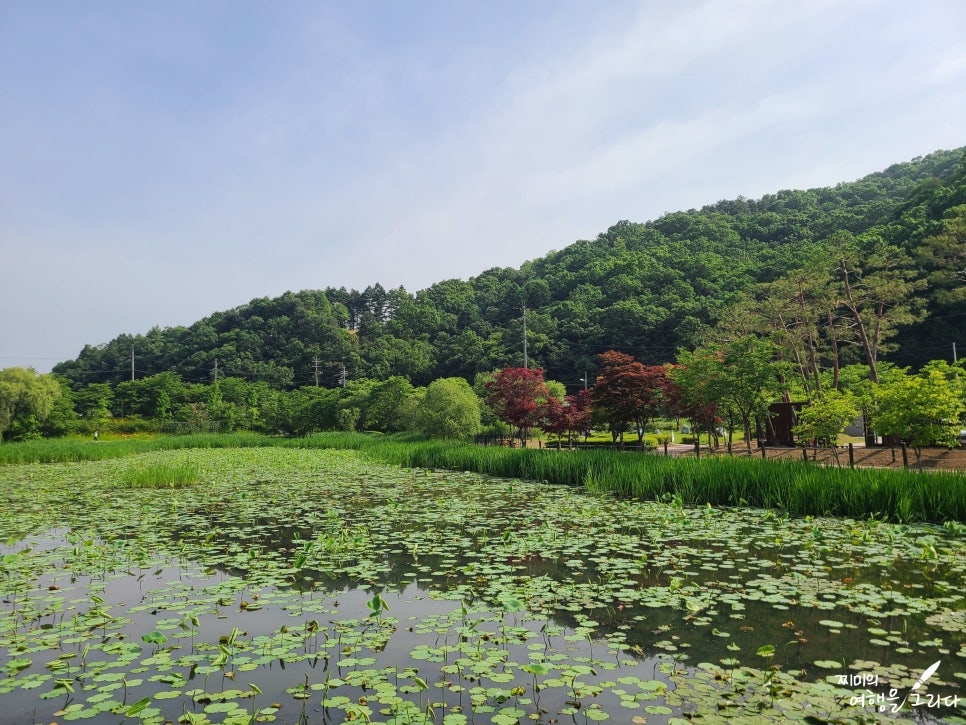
left=899, top=660, right=941, bottom=709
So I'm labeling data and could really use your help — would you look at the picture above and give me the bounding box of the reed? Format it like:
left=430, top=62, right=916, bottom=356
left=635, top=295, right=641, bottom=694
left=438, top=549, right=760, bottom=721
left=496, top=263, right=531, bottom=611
left=299, top=434, right=966, bottom=523
left=0, top=432, right=273, bottom=464
left=120, top=461, right=200, bottom=488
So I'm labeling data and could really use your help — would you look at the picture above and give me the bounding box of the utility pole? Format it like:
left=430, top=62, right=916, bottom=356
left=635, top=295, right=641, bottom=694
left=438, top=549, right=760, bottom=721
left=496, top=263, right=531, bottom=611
left=131, top=345, right=135, bottom=382
left=312, top=356, right=321, bottom=387
left=339, top=363, right=347, bottom=388
left=522, top=304, right=528, bottom=369
left=955, top=342, right=958, bottom=364
left=213, top=359, right=219, bottom=383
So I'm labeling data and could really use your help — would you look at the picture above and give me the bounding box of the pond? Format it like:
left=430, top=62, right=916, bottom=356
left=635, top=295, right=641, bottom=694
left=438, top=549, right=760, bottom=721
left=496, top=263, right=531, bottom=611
left=1, top=447, right=964, bottom=724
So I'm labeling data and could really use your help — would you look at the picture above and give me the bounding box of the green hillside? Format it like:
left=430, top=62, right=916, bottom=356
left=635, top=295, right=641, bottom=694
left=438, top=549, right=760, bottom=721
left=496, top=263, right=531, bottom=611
left=54, top=147, right=966, bottom=391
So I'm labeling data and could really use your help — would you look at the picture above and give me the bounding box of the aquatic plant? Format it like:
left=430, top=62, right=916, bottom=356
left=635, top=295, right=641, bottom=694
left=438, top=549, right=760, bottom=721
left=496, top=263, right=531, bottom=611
left=120, top=460, right=200, bottom=488
left=6, top=432, right=964, bottom=523
left=301, top=433, right=966, bottom=523
left=0, top=447, right=963, bottom=723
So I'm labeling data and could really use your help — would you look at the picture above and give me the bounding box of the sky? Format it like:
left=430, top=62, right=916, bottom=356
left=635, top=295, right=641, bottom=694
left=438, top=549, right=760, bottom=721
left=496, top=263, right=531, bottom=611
left=2, top=0, right=964, bottom=373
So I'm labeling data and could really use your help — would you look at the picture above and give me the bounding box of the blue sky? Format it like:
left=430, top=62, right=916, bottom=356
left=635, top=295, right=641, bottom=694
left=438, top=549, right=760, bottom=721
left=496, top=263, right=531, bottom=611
left=2, top=0, right=964, bottom=372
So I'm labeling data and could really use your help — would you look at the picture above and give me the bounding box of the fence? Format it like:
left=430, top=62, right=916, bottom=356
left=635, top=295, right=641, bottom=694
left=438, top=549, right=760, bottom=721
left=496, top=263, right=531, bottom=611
left=474, top=436, right=966, bottom=472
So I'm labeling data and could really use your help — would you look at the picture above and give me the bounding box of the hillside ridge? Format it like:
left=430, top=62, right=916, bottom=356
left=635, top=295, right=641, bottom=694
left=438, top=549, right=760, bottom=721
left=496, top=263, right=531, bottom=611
left=54, top=146, right=966, bottom=390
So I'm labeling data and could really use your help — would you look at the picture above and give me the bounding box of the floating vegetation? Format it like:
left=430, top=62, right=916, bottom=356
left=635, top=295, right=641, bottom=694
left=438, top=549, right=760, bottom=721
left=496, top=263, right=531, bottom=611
left=0, top=446, right=964, bottom=724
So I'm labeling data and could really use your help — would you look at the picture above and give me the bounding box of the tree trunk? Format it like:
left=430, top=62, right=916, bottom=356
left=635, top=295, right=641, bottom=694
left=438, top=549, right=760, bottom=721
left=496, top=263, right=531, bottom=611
left=796, top=279, right=822, bottom=398
left=840, top=259, right=879, bottom=383
left=826, top=309, right=841, bottom=390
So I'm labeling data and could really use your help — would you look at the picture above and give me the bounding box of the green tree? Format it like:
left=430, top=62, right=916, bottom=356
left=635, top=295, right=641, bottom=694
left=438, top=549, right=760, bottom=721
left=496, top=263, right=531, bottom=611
left=793, top=390, right=859, bottom=466
left=156, top=390, right=172, bottom=427
left=675, top=337, right=785, bottom=452
left=875, top=368, right=966, bottom=467
left=827, top=233, right=925, bottom=383
left=718, top=336, right=786, bottom=452
left=667, top=354, right=727, bottom=451
left=274, top=387, right=339, bottom=436
left=834, top=362, right=905, bottom=445
left=336, top=407, right=361, bottom=432
left=0, top=368, right=64, bottom=441
left=365, top=376, right=418, bottom=432
left=920, top=359, right=966, bottom=414
left=72, top=382, right=113, bottom=429
left=335, top=378, right=378, bottom=431
left=114, top=372, right=186, bottom=419
left=916, top=205, right=966, bottom=305
left=41, top=377, right=78, bottom=437
left=413, top=378, right=481, bottom=439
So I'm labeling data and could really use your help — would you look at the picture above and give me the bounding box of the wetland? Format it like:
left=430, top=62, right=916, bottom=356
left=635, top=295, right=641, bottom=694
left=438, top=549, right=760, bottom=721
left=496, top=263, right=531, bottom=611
left=1, top=446, right=964, bottom=724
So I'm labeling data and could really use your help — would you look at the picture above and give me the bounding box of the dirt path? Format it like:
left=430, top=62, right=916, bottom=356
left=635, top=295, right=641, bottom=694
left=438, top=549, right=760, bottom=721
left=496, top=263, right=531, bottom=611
left=679, top=443, right=966, bottom=471
left=529, top=439, right=966, bottom=472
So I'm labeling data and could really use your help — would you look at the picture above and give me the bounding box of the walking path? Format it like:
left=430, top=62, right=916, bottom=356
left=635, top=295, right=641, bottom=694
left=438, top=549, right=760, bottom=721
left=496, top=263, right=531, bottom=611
left=531, top=439, right=966, bottom=472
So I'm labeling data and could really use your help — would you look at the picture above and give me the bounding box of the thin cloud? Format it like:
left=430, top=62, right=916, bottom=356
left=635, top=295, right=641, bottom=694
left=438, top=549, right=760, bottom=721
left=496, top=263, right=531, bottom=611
left=0, top=1, right=963, bottom=370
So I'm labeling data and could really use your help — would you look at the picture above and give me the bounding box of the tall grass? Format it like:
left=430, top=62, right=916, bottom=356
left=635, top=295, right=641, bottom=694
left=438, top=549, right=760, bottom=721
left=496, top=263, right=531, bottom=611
left=0, top=432, right=269, bottom=464
left=3, top=432, right=964, bottom=522
left=121, top=461, right=200, bottom=488
left=296, top=433, right=966, bottom=523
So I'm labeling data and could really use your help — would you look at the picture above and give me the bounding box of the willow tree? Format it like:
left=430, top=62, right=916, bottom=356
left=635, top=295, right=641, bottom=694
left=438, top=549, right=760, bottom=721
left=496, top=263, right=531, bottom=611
left=0, top=367, right=63, bottom=441
left=413, top=377, right=481, bottom=439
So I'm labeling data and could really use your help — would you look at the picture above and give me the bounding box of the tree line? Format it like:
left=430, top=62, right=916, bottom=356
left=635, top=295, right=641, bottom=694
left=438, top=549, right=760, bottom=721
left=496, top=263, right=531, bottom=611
left=3, top=345, right=963, bottom=471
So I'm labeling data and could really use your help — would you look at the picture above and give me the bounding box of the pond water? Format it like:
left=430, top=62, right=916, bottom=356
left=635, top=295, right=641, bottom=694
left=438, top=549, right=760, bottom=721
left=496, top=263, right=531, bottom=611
left=0, top=447, right=963, bottom=724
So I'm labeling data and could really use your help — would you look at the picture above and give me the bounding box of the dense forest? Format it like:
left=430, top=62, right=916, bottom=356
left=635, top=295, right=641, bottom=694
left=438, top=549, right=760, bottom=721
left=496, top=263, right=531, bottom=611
left=51, top=147, right=965, bottom=396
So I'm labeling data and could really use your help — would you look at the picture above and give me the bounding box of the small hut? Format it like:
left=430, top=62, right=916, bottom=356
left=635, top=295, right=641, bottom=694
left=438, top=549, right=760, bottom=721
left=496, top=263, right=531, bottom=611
left=765, top=402, right=807, bottom=447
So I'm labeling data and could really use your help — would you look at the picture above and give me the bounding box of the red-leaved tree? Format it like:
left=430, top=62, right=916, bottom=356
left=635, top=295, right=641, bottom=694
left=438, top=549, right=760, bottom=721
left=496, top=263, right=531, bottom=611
left=537, top=395, right=568, bottom=448
left=592, top=351, right=671, bottom=446
left=538, top=389, right=593, bottom=449
left=484, top=367, right=549, bottom=445
left=564, top=389, right=593, bottom=445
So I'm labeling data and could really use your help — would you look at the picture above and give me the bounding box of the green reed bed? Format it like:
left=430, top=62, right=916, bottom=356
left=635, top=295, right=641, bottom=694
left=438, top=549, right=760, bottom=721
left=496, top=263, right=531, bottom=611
left=0, top=437, right=150, bottom=464
left=300, top=434, right=966, bottom=523
left=119, top=460, right=200, bottom=488
left=0, top=432, right=271, bottom=464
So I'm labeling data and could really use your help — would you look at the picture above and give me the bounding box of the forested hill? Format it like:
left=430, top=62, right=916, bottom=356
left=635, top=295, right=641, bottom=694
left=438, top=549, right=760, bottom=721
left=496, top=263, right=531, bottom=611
left=54, top=147, right=966, bottom=391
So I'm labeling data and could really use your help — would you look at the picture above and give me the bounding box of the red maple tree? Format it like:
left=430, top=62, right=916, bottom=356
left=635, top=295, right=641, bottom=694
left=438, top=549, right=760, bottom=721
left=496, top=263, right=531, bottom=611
left=484, top=367, right=549, bottom=445
left=538, top=388, right=593, bottom=449
left=591, top=351, right=671, bottom=445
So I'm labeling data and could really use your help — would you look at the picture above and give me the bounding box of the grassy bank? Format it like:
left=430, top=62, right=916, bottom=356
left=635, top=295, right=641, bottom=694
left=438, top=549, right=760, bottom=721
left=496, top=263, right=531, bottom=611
left=0, top=432, right=269, bottom=464
left=2, top=432, right=964, bottom=522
